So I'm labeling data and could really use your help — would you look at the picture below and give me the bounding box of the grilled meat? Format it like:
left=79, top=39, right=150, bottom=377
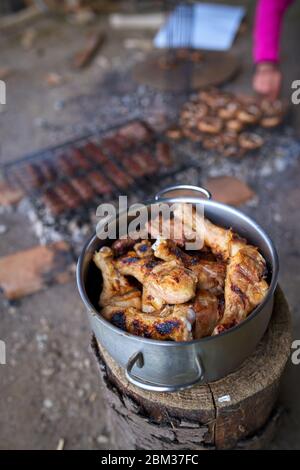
left=93, top=198, right=269, bottom=340
left=214, top=245, right=268, bottom=333
left=153, top=238, right=226, bottom=294
left=134, top=240, right=153, bottom=258
left=173, top=204, right=269, bottom=331
left=101, top=304, right=194, bottom=341
left=116, top=253, right=197, bottom=312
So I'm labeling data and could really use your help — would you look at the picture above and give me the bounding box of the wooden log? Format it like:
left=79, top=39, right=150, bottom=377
left=91, top=287, right=291, bottom=450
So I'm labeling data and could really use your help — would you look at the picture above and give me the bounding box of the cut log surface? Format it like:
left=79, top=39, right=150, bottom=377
left=92, top=287, right=291, bottom=450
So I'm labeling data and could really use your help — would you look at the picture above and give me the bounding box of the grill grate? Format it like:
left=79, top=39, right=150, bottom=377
left=3, top=119, right=198, bottom=249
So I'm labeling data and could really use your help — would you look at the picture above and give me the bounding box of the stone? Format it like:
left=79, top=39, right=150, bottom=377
left=204, top=176, right=255, bottom=206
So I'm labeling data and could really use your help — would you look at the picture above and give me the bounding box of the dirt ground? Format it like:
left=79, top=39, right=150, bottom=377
left=0, top=1, right=300, bottom=449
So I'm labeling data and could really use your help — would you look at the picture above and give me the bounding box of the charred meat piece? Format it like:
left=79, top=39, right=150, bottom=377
left=42, top=189, right=65, bottom=215
left=173, top=204, right=236, bottom=260
left=93, top=246, right=141, bottom=309
left=118, top=121, right=153, bottom=143
left=17, top=163, right=44, bottom=190
left=101, top=305, right=193, bottom=341
left=131, top=152, right=158, bottom=175
left=103, top=161, right=133, bottom=189
left=112, top=237, right=138, bottom=257
left=83, top=142, right=108, bottom=165
left=115, top=253, right=161, bottom=285
left=88, top=171, right=113, bottom=195
left=214, top=245, right=268, bottom=333
left=146, top=215, right=186, bottom=247
left=237, top=104, right=261, bottom=125
left=70, top=148, right=92, bottom=171
left=116, top=254, right=197, bottom=312
left=114, top=133, right=133, bottom=149
left=57, top=153, right=77, bottom=176
left=121, top=155, right=147, bottom=178
left=38, top=160, right=57, bottom=182
left=134, top=240, right=153, bottom=258
left=9, top=167, right=33, bottom=192
left=191, top=290, right=224, bottom=339
left=173, top=204, right=269, bottom=330
left=101, top=137, right=123, bottom=156
left=153, top=239, right=226, bottom=294
left=55, top=182, right=82, bottom=209
left=173, top=204, right=250, bottom=260
left=69, top=176, right=95, bottom=202
left=120, top=152, right=158, bottom=178
left=155, top=142, right=173, bottom=167
left=238, top=132, right=264, bottom=150
left=192, top=259, right=226, bottom=294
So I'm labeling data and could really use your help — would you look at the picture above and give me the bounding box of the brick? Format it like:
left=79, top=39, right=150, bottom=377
left=0, top=241, right=74, bottom=300
left=204, top=176, right=255, bottom=206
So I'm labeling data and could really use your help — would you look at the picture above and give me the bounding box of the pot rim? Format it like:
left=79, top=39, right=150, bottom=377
left=77, top=197, right=279, bottom=347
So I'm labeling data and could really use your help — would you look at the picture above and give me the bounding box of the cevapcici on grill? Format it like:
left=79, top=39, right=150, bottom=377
left=5, top=121, right=183, bottom=224
left=92, top=206, right=269, bottom=341
left=173, top=87, right=285, bottom=157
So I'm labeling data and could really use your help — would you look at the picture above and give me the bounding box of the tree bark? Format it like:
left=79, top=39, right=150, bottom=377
left=92, top=287, right=291, bottom=450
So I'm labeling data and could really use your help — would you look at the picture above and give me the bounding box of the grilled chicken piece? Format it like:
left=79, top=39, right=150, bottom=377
left=146, top=215, right=186, bottom=247
left=214, top=246, right=268, bottom=334
left=100, top=287, right=220, bottom=341
left=160, top=292, right=222, bottom=340
left=153, top=238, right=226, bottom=294
left=93, top=247, right=141, bottom=309
left=159, top=290, right=223, bottom=339
left=173, top=204, right=245, bottom=260
left=116, top=253, right=197, bottom=312
left=148, top=260, right=197, bottom=304
left=191, top=290, right=223, bottom=339
left=191, top=260, right=226, bottom=295
left=101, top=304, right=194, bottom=341
left=112, top=237, right=137, bottom=256
left=115, top=253, right=160, bottom=284
left=152, top=237, right=192, bottom=264
left=134, top=240, right=153, bottom=258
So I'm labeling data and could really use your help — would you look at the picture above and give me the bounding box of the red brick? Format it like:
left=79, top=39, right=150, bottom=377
left=204, top=176, right=255, bottom=206
left=0, top=241, right=73, bottom=300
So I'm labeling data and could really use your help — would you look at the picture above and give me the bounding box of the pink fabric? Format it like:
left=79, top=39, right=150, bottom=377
left=253, top=0, right=293, bottom=63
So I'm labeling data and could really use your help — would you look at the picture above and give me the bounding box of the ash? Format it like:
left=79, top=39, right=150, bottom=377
left=178, top=126, right=300, bottom=186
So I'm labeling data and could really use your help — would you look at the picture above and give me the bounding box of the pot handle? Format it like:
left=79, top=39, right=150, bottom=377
left=125, top=351, right=204, bottom=392
left=155, top=184, right=212, bottom=202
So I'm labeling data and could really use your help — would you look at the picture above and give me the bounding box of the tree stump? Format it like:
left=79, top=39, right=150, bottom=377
left=91, top=287, right=291, bottom=450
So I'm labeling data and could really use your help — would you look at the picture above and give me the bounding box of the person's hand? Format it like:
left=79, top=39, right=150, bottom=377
left=252, top=62, right=282, bottom=101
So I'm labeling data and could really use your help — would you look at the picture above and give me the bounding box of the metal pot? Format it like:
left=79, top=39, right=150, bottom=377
left=77, top=185, right=279, bottom=392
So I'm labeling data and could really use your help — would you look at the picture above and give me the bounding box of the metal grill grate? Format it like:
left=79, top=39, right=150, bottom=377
left=2, top=119, right=198, bottom=248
